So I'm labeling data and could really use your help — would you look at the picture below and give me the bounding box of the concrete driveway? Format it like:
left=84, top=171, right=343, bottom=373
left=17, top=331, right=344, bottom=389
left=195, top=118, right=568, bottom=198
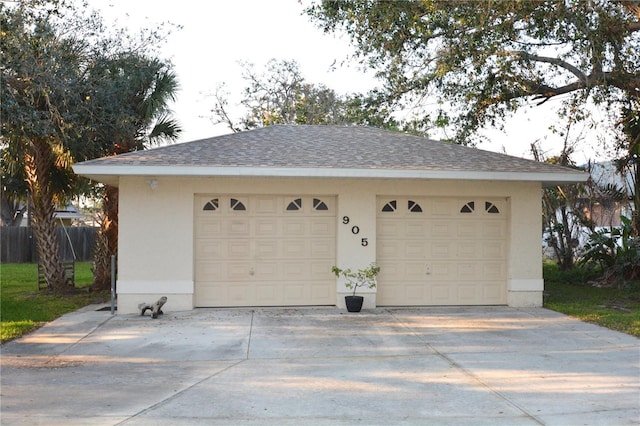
left=1, top=306, right=638, bottom=425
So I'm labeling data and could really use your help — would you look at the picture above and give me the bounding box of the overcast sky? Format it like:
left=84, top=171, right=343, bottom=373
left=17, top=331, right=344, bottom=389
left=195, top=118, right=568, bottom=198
left=89, top=0, right=607, bottom=163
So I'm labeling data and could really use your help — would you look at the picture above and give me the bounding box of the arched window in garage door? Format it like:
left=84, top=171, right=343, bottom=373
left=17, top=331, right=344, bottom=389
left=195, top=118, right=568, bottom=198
left=203, top=198, right=219, bottom=211
left=485, top=201, right=500, bottom=214
left=459, top=200, right=501, bottom=215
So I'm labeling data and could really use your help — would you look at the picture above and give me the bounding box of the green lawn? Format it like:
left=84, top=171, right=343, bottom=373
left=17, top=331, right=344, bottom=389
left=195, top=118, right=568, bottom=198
left=543, top=262, right=640, bottom=337
left=0, top=262, right=108, bottom=343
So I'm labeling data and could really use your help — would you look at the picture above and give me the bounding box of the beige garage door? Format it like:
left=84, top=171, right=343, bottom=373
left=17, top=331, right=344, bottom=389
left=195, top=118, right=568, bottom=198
left=376, top=197, right=508, bottom=305
left=194, top=195, right=336, bottom=307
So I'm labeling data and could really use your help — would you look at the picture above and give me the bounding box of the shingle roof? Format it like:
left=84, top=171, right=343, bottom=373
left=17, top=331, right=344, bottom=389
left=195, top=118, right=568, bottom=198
left=73, top=125, right=586, bottom=185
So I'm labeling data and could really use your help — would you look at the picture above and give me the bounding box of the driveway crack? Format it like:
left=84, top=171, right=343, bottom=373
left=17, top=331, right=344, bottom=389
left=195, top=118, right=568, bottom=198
left=115, top=359, right=247, bottom=425
left=385, top=309, right=545, bottom=425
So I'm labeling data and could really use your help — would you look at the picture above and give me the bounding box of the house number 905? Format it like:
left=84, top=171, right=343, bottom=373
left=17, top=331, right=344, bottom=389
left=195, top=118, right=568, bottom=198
left=343, top=216, right=368, bottom=246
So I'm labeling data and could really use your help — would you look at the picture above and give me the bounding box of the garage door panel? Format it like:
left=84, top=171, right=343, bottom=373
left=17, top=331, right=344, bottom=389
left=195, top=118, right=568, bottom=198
left=430, top=199, right=451, bottom=215
left=483, top=283, right=504, bottom=301
left=378, top=262, right=402, bottom=280
left=228, top=240, right=251, bottom=258
left=430, top=262, right=452, bottom=278
left=195, top=195, right=336, bottom=307
left=482, top=221, right=507, bottom=238
left=283, top=219, right=306, bottom=236
left=405, top=283, right=428, bottom=300
left=457, top=222, right=478, bottom=238
left=378, top=196, right=507, bottom=306
left=310, top=283, right=332, bottom=301
left=283, top=239, right=308, bottom=257
left=405, top=241, right=427, bottom=258
left=376, top=284, right=405, bottom=305
left=379, top=240, right=401, bottom=257
left=483, top=262, right=507, bottom=279
left=483, top=241, right=506, bottom=258
left=456, top=242, right=479, bottom=259
left=229, top=220, right=251, bottom=236
left=256, top=283, right=280, bottom=304
left=458, top=285, right=480, bottom=302
left=457, top=263, right=478, bottom=279
left=405, top=222, right=427, bottom=238
left=311, top=240, right=335, bottom=257
left=310, top=219, right=335, bottom=236
left=430, top=221, right=452, bottom=237
left=195, top=239, right=224, bottom=258
left=430, top=242, right=452, bottom=258
left=255, top=219, right=279, bottom=237
left=196, top=261, right=224, bottom=280
left=378, top=221, right=400, bottom=237
left=253, top=196, right=279, bottom=214
left=195, top=283, right=226, bottom=306
left=283, top=261, right=306, bottom=277
left=310, top=261, right=332, bottom=277
left=227, top=263, right=252, bottom=279
left=228, top=283, right=254, bottom=304
left=255, top=262, right=279, bottom=279
left=405, top=262, right=427, bottom=279
left=254, top=240, right=278, bottom=259
left=196, top=218, right=223, bottom=236
left=431, top=285, right=453, bottom=303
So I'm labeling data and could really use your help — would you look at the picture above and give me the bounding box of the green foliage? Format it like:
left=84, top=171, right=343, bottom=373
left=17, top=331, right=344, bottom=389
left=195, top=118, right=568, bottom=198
left=332, top=263, right=380, bottom=296
left=544, top=262, right=640, bottom=337
left=580, top=217, right=640, bottom=285
left=306, top=1, right=640, bottom=144
left=0, top=262, right=107, bottom=343
left=210, top=59, right=429, bottom=136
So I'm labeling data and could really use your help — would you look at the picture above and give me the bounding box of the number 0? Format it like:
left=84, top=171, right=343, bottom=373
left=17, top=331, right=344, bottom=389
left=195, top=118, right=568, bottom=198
left=351, top=226, right=360, bottom=235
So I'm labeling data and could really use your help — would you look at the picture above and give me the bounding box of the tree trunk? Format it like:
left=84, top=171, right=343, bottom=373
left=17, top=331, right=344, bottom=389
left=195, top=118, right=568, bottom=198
left=632, top=156, right=639, bottom=237
left=25, top=139, right=67, bottom=292
left=559, top=207, right=574, bottom=270
left=92, top=185, right=118, bottom=291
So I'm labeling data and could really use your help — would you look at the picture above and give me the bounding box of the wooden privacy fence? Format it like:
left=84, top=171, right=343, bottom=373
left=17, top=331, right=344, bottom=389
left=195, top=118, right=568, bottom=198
left=1, top=227, right=97, bottom=263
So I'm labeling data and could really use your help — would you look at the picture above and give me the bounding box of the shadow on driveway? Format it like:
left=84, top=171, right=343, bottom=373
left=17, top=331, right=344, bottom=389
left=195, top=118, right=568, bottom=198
left=1, top=306, right=638, bottom=425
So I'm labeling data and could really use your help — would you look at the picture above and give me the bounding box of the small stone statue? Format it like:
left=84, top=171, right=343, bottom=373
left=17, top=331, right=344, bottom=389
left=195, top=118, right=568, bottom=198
left=138, top=296, right=167, bottom=319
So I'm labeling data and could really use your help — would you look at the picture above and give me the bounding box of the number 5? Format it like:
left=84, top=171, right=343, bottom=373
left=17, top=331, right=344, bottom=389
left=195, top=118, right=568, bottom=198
left=361, top=238, right=368, bottom=247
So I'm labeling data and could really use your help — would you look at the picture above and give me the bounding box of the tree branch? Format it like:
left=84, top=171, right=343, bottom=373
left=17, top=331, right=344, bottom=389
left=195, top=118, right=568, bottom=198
left=502, top=50, right=587, bottom=81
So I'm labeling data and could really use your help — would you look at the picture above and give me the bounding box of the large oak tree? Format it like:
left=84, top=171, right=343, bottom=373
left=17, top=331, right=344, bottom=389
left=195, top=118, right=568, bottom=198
left=307, top=0, right=639, bottom=234
left=307, top=0, right=638, bottom=139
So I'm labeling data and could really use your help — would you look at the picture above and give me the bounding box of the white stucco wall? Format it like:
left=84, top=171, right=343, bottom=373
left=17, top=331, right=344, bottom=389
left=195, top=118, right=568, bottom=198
left=116, top=176, right=543, bottom=313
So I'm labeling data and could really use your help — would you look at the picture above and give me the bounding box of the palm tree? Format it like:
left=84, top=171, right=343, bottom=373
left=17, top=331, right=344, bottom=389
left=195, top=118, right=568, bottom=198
left=2, top=4, right=84, bottom=291
left=90, top=54, right=181, bottom=291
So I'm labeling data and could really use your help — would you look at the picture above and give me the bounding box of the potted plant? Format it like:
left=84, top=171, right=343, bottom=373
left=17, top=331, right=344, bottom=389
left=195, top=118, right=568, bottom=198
left=332, top=263, right=380, bottom=312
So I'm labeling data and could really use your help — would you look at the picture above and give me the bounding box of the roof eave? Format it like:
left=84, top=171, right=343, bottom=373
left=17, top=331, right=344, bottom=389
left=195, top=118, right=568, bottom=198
left=72, top=164, right=588, bottom=187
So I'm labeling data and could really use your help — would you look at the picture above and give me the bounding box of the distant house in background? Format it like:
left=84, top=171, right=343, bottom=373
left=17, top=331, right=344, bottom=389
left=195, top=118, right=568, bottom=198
left=21, top=204, right=84, bottom=227
left=583, top=161, right=635, bottom=228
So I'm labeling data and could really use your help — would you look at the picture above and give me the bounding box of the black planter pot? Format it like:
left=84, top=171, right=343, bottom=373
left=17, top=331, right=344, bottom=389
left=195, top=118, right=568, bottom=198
left=345, top=295, right=364, bottom=312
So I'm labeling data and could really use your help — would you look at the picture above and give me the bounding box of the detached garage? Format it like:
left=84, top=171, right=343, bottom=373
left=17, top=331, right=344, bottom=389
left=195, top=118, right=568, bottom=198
left=73, top=125, right=586, bottom=314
